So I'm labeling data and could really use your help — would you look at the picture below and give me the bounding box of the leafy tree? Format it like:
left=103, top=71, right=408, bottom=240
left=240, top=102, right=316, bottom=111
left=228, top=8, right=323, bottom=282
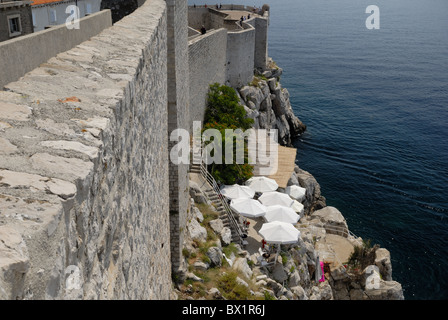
left=203, top=84, right=254, bottom=185
left=205, top=83, right=254, bottom=130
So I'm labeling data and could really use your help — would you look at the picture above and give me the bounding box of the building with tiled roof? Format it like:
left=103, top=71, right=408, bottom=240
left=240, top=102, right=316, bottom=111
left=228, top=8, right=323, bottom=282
left=30, top=0, right=101, bottom=32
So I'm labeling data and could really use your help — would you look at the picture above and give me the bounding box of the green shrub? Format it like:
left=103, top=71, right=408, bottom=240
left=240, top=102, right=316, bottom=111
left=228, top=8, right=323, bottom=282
left=346, top=239, right=379, bottom=273
left=263, top=290, right=275, bottom=300
left=280, top=252, right=288, bottom=265
left=182, top=248, right=191, bottom=258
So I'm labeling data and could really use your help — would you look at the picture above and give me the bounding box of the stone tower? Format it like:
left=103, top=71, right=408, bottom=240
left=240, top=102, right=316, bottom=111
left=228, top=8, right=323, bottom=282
left=166, top=0, right=190, bottom=281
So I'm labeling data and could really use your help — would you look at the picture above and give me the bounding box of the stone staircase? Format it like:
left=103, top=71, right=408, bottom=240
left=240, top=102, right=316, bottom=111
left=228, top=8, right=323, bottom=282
left=189, top=143, right=246, bottom=245
left=205, top=188, right=242, bottom=243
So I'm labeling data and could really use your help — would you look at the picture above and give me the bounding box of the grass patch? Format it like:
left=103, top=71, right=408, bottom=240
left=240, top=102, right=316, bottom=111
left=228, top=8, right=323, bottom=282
left=217, top=271, right=252, bottom=300
left=222, top=242, right=239, bottom=257
left=249, top=75, right=268, bottom=87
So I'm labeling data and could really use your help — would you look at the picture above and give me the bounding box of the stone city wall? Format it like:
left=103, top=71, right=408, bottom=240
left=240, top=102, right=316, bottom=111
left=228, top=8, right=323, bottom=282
left=245, top=15, right=269, bottom=72
left=185, top=5, right=270, bottom=128
left=0, top=0, right=173, bottom=299
left=225, top=21, right=256, bottom=88
left=188, top=28, right=227, bottom=130
left=0, top=9, right=113, bottom=89
left=187, top=7, right=210, bottom=30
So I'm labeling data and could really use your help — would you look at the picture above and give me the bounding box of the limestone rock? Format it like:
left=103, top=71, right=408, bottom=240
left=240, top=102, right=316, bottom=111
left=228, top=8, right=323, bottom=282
left=208, top=287, right=224, bottom=299
left=364, top=280, right=404, bottom=300
left=330, top=264, right=350, bottom=281
left=0, top=226, right=29, bottom=299
left=236, top=276, right=249, bottom=288
left=232, top=258, right=252, bottom=280
left=288, top=270, right=301, bottom=288
left=189, top=181, right=207, bottom=204
left=267, top=78, right=276, bottom=92
left=287, top=172, right=299, bottom=186
left=256, top=274, right=268, bottom=282
left=186, top=272, right=203, bottom=282
left=270, top=67, right=283, bottom=79
left=259, top=96, right=272, bottom=112
left=318, top=282, right=334, bottom=300
left=220, top=227, right=232, bottom=246
left=240, top=86, right=265, bottom=110
left=350, top=288, right=367, bottom=300
left=207, top=247, right=222, bottom=267
left=375, top=248, right=393, bottom=281
left=187, top=218, right=207, bottom=242
left=192, top=205, right=204, bottom=222
left=332, top=280, right=350, bottom=300
left=265, top=278, right=283, bottom=296
left=295, top=168, right=326, bottom=214
left=290, top=285, right=308, bottom=300
left=271, top=263, right=288, bottom=283
left=209, top=219, right=224, bottom=234
left=311, top=206, right=349, bottom=237
left=193, top=261, right=209, bottom=271
left=285, top=107, right=306, bottom=136
left=274, top=115, right=291, bottom=146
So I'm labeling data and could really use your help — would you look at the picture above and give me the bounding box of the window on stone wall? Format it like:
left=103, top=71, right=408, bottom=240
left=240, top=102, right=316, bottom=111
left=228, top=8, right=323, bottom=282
left=49, top=9, right=57, bottom=24
left=7, top=15, right=22, bottom=37
left=32, top=12, right=36, bottom=29
left=86, top=3, right=92, bottom=14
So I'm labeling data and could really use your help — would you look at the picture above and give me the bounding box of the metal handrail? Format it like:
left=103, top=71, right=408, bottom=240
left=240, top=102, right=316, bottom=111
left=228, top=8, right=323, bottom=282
left=199, top=160, right=246, bottom=241
left=192, top=138, right=246, bottom=243
left=297, top=222, right=363, bottom=247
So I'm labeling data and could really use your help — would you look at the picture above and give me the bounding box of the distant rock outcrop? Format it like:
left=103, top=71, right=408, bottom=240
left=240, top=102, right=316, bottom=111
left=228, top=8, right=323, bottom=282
left=238, top=59, right=306, bottom=147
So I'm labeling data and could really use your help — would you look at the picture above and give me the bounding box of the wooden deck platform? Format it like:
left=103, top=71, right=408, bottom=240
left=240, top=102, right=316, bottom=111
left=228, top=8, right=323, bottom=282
left=248, top=131, right=297, bottom=189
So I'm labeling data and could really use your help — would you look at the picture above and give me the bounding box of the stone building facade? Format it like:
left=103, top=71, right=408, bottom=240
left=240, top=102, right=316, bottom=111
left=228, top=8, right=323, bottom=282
left=0, top=0, right=33, bottom=42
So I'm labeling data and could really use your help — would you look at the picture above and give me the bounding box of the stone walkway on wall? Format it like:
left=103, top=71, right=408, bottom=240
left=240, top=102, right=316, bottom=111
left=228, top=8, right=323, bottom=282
left=220, top=10, right=261, bottom=20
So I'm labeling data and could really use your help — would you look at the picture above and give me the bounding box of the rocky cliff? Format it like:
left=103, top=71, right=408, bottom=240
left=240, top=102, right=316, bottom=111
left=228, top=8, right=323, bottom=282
left=237, top=58, right=306, bottom=147
left=176, top=61, right=404, bottom=300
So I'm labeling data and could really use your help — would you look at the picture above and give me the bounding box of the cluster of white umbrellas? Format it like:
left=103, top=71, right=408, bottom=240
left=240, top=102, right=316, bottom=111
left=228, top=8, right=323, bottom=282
left=220, top=176, right=307, bottom=256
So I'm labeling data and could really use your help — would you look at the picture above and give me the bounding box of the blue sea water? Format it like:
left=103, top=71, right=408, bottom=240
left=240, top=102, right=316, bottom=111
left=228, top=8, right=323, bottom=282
left=189, top=0, right=448, bottom=299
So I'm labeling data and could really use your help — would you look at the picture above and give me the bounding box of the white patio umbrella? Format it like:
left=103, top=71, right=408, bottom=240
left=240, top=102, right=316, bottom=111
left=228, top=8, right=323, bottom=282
left=258, top=191, right=294, bottom=207
left=258, top=221, right=301, bottom=263
left=264, top=205, right=300, bottom=224
left=258, top=221, right=301, bottom=244
left=291, top=200, right=304, bottom=215
left=220, top=184, right=255, bottom=199
left=245, top=176, right=278, bottom=192
left=285, top=185, right=306, bottom=202
left=230, top=198, right=267, bottom=218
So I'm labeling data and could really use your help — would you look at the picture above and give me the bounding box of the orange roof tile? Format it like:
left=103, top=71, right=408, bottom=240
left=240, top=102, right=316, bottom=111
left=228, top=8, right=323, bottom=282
left=31, top=0, right=65, bottom=6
